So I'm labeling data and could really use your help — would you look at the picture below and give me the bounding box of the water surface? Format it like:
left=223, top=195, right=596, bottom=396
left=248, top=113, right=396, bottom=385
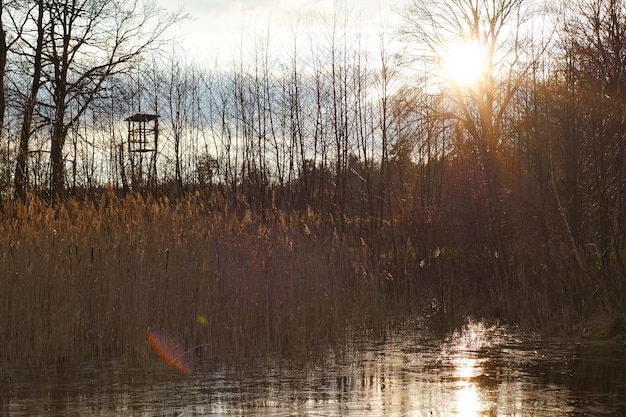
left=2, top=320, right=625, bottom=416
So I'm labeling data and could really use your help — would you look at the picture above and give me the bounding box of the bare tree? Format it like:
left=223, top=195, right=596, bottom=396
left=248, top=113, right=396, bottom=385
left=39, top=0, right=180, bottom=199
left=400, top=0, right=539, bottom=251
left=558, top=0, right=626, bottom=270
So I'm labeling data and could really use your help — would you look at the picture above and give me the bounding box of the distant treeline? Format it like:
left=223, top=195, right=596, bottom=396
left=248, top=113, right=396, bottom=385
left=1, top=0, right=625, bottom=335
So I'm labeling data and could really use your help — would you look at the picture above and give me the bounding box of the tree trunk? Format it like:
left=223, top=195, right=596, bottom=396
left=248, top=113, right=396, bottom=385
left=50, top=56, right=69, bottom=199
left=14, top=0, right=44, bottom=200
left=0, top=1, right=6, bottom=139
left=50, top=116, right=68, bottom=199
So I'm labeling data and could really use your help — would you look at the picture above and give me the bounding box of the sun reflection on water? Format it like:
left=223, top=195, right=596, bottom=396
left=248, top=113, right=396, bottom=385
left=3, top=319, right=624, bottom=416
left=448, top=321, right=493, bottom=416
left=455, top=382, right=481, bottom=417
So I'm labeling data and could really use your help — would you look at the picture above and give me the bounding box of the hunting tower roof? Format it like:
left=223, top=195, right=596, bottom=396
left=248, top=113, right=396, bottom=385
left=125, top=113, right=158, bottom=122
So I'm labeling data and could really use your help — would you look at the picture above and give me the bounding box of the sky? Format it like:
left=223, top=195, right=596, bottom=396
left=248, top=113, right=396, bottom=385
left=155, top=0, right=403, bottom=68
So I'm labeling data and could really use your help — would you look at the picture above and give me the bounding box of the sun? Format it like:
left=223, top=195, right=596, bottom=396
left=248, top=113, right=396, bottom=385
left=441, top=40, right=487, bottom=87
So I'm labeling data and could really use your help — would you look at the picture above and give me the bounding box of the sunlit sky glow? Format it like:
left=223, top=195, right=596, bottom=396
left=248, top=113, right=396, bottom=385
left=441, top=40, right=488, bottom=87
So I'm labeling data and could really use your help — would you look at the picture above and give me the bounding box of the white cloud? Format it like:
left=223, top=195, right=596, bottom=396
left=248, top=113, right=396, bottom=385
left=155, top=0, right=403, bottom=67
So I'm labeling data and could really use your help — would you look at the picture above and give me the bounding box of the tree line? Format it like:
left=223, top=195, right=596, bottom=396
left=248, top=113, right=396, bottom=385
left=1, top=0, right=625, bottom=323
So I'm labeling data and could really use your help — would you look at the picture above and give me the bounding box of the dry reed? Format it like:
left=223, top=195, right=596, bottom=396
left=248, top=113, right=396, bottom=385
left=0, top=193, right=407, bottom=369
left=2, top=192, right=615, bottom=370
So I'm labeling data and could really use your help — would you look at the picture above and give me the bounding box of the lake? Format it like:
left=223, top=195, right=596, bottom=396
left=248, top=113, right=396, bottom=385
left=2, top=320, right=625, bottom=416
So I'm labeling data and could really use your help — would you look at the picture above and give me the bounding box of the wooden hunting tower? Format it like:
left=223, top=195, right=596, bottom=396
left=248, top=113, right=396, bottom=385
left=125, top=113, right=158, bottom=190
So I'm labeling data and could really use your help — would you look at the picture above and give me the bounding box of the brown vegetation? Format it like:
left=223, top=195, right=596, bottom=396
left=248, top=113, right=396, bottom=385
left=2, top=0, right=626, bottom=368
left=0, top=193, right=415, bottom=368
left=0, top=190, right=620, bottom=369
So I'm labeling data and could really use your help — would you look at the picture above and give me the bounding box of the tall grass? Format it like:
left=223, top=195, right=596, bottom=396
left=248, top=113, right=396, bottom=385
left=0, top=193, right=410, bottom=369
left=2, top=192, right=617, bottom=370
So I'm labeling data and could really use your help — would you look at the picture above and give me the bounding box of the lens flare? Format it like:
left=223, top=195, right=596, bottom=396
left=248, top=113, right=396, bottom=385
left=145, top=330, right=191, bottom=375
left=196, top=314, right=209, bottom=326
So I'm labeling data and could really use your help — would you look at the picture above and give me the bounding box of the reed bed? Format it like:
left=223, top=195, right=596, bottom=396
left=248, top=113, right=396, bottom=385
left=0, top=194, right=408, bottom=369
left=1, top=193, right=618, bottom=370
